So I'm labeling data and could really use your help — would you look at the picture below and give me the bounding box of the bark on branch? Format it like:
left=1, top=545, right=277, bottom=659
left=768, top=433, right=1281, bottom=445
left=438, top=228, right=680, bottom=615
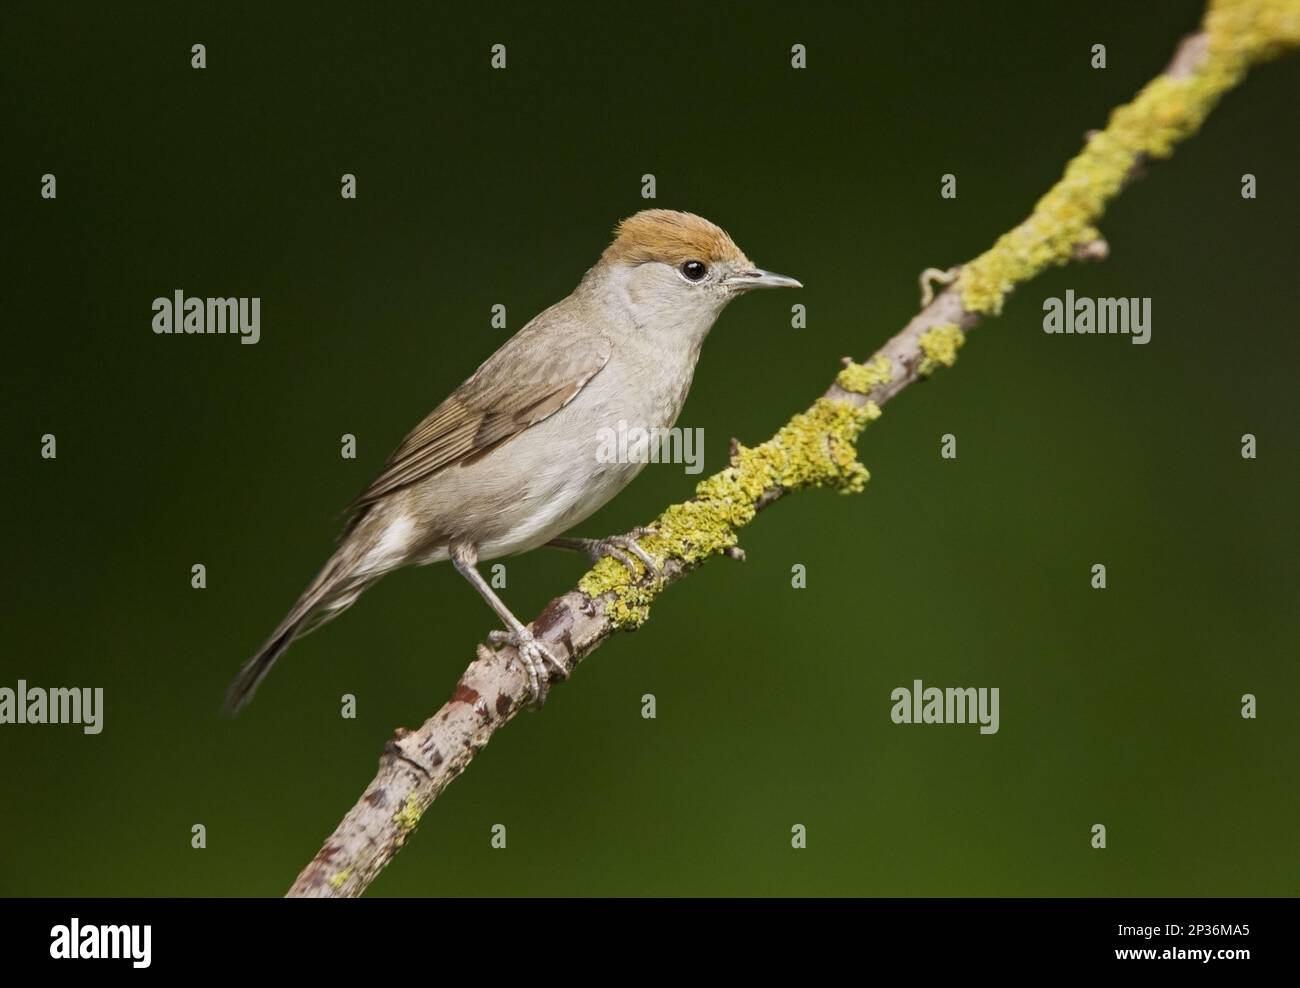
left=287, top=0, right=1298, bottom=897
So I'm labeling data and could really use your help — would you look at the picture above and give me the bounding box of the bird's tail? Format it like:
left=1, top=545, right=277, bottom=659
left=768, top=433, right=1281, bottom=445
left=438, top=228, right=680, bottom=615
left=223, top=545, right=370, bottom=715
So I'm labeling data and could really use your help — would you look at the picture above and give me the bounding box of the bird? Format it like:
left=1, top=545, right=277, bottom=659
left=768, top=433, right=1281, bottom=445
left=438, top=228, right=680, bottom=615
left=224, top=209, right=801, bottom=713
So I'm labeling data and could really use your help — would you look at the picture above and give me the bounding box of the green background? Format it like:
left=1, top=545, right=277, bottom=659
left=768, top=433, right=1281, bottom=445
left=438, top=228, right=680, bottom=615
left=3, top=0, right=1297, bottom=897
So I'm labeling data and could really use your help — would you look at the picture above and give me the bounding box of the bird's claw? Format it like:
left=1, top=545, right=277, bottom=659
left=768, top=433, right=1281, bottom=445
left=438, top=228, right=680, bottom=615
left=487, top=627, right=568, bottom=706
left=548, top=528, right=662, bottom=581
left=590, top=528, right=661, bottom=579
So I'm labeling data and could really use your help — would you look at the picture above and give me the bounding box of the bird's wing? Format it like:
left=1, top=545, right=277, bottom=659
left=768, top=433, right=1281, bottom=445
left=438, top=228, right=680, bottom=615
left=346, top=326, right=612, bottom=514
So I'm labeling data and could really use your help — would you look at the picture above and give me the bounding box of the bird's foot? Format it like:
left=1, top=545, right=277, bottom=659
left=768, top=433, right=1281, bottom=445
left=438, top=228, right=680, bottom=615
left=549, top=528, right=661, bottom=580
left=487, top=626, right=568, bottom=705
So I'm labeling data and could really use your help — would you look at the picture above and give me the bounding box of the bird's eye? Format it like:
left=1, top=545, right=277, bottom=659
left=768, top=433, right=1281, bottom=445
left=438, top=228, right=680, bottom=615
left=680, top=260, right=708, bottom=282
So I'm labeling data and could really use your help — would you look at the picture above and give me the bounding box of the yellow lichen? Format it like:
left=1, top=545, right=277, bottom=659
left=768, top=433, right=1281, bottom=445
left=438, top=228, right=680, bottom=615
left=958, top=0, right=1300, bottom=316
left=328, top=868, right=351, bottom=890
left=918, top=323, right=965, bottom=376
left=835, top=354, right=893, bottom=394
left=579, top=396, right=881, bottom=628
left=393, top=793, right=422, bottom=833
left=582, top=0, right=1300, bottom=632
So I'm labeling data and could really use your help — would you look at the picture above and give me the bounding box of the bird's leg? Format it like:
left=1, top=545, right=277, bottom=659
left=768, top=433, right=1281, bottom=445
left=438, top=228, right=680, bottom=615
left=547, top=526, right=661, bottom=579
left=450, top=544, right=567, bottom=705
left=548, top=537, right=637, bottom=574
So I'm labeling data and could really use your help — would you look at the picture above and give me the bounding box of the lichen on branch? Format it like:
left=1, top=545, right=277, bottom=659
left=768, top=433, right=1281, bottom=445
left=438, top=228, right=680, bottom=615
left=580, top=394, right=882, bottom=628
left=290, top=0, right=1300, bottom=898
left=958, top=0, right=1300, bottom=316
left=918, top=323, right=965, bottom=376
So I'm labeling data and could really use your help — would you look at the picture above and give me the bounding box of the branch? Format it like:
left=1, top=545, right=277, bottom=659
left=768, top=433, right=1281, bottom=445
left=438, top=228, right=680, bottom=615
left=287, top=0, right=1299, bottom=897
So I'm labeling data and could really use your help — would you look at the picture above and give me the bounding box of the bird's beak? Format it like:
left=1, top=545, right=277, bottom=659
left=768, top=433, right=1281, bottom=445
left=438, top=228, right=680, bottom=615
left=727, top=268, right=803, bottom=291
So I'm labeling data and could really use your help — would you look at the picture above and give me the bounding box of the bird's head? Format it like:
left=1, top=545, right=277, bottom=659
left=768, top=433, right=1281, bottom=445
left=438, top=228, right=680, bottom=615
left=590, top=209, right=801, bottom=340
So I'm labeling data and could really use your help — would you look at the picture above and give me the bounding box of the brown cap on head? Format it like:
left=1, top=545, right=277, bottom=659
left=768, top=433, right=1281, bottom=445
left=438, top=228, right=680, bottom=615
left=602, top=209, right=750, bottom=268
